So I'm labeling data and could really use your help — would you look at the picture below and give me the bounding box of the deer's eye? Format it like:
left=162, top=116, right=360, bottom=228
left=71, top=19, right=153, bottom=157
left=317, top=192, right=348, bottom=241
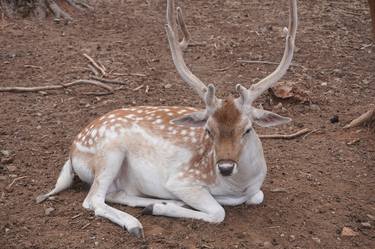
left=243, top=128, right=252, bottom=137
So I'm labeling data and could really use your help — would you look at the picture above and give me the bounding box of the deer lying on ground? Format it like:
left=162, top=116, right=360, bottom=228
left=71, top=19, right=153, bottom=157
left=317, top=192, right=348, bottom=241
left=36, top=0, right=298, bottom=238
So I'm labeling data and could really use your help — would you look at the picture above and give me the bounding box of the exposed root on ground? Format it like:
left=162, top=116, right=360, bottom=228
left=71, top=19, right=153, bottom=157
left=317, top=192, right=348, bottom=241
left=0, top=54, right=130, bottom=95
left=0, top=0, right=92, bottom=20
left=259, top=128, right=310, bottom=139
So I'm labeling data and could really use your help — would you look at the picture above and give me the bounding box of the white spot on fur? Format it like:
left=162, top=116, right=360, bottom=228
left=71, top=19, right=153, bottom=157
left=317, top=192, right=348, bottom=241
left=91, top=129, right=97, bottom=137
left=108, top=114, right=115, bottom=118
left=99, top=126, right=106, bottom=136
left=155, top=119, right=163, bottom=124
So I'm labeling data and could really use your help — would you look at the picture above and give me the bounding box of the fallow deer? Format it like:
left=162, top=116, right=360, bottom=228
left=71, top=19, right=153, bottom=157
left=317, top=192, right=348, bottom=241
left=36, top=0, right=298, bottom=238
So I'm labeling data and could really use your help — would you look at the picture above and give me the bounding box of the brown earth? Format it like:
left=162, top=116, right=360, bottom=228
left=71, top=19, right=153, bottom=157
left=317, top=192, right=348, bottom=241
left=0, top=0, right=374, bottom=248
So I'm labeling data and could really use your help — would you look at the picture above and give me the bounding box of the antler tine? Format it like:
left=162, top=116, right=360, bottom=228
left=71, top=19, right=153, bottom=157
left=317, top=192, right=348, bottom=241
left=240, top=0, right=298, bottom=104
left=166, top=0, right=190, bottom=50
left=165, top=0, right=208, bottom=100
left=176, top=7, right=190, bottom=50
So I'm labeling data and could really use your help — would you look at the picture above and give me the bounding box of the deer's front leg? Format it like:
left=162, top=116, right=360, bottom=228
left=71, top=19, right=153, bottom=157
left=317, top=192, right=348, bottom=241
left=143, top=179, right=225, bottom=223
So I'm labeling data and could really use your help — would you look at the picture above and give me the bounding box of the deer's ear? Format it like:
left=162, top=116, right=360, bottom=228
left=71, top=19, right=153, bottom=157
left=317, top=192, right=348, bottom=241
left=252, top=108, right=291, bottom=127
left=171, top=111, right=208, bottom=127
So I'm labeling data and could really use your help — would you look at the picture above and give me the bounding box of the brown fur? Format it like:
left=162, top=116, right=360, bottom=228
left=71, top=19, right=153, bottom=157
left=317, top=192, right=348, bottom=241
left=212, top=97, right=241, bottom=137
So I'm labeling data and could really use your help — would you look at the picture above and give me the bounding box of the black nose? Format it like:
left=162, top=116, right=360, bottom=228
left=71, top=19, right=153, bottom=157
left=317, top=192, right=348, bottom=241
left=217, top=160, right=237, bottom=176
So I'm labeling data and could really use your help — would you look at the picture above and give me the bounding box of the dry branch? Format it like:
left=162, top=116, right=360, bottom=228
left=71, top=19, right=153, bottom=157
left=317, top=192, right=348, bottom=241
left=83, top=54, right=106, bottom=76
left=237, top=59, right=303, bottom=68
left=344, top=107, right=375, bottom=129
left=259, top=128, right=310, bottom=139
left=90, top=76, right=128, bottom=85
left=0, top=79, right=113, bottom=94
left=5, top=176, right=27, bottom=191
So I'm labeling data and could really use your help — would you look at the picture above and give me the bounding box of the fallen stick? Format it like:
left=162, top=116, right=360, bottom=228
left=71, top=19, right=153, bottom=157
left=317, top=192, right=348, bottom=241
left=344, top=108, right=375, bottom=129
left=214, top=62, right=236, bottom=72
left=81, top=223, right=91, bottom=229
left=87, top=64, right=100, bottom=76
left=5, top=176, right=27, bottom=191
left=259, top=128, right=310, bottom=139
left=90, top=76, right=128, bottom=85
left=0, top=79, right=113, bottom=94
left=237, top=59, right=302, bottom=68
left=112, top=72, right=147, bottom=77
left=83, top=54, right=106, bottom=76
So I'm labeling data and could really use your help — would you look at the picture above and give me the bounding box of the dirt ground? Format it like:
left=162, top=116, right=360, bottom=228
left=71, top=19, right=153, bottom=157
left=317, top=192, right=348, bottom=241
left=0, top=0, right=374, bottom=248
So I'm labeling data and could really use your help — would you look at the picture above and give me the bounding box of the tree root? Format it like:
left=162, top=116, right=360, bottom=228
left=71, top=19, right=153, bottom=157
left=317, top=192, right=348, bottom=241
left=0, top=54, right=131, bottom=95
left=344, top=107, right=375, bottom=130
left=0, top=79, right=114, bottom=95
left=259, top=128, right=310, bottom=139
left=0, top=0, right=93, bottom=20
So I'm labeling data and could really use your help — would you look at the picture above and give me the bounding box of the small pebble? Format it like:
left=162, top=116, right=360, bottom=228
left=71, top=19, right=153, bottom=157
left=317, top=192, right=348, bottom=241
left=263, top=241, right=272, bottom=248
left=6, top=165, right=16, bottom=172
left=94, top=241, right=99, bottom=246
left=312, top=237, right=321, bottom=244
left=341, top=227, right=358, bottom=237
left=330, top=115, right=339, bottom=123
left=45, top=207, right=55, bottom=216
left=360, top=222, right=371, bottom=228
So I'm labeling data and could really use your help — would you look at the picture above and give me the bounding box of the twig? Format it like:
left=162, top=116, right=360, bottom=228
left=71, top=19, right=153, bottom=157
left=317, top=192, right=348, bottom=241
left=87, top=64, right=99, bottom=76
left=214, top=62, right=236, bottom=72
left=0, top=79, right=113, bottom=94
left=237, top=59, right=302, bottom=68
left=302, top=128, right=319, bottom=140
left=90, top=76, right=128, bottom=85
left=113, top=72, right=147, bottom=77
left=81, top=223, right=91, bottom=229
left=133, top=84, right=144, bottom=91
left=5, top=176, right=27, bottom=191
left=71, top=213, right=83, bottom=219
left=83, top=54, right=106, bottom=76
left=259, top=128, right=310, bottom=139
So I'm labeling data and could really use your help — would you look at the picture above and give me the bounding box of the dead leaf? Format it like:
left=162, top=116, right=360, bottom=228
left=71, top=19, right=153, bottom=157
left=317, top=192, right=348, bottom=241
left=341, top=227, right=358, bottom=237
left=270, top=81, right=310, bottom=103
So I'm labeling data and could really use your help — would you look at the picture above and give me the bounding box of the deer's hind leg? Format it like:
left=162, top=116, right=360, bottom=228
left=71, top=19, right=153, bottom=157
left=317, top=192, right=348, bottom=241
left=82, top=148, right=144, bottom=238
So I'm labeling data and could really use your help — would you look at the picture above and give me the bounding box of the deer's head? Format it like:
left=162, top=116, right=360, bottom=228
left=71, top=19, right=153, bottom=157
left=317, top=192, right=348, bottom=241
left=166, top=0, right=297, bottom=176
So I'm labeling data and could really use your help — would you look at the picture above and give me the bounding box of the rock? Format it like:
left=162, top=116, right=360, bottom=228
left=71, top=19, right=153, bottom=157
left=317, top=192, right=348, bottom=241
left=360, top=222, right=371, bottom=228
left=6, top=165, right=17, bottom=172
left=312, top=237, right=321, bottom=244
left=330, top=115, right=339, bottom=123
left=45, top=207, right=55, bottom=216
left=321, top=82, right=328, bottom=86
left=289, top=235, right=296, bottom=241
left=94, top=241, right=99, bottom=246
left=164, top=83, right=172, bottom=89
left=309, top=104, right=321, bottom=111
left=263, top=241, right=272, bottom=248
left=5, top=228, right=10, bottom=233
left=0, top=150, right=11, bottom=157
left=341, top=227, right=358, bottom=237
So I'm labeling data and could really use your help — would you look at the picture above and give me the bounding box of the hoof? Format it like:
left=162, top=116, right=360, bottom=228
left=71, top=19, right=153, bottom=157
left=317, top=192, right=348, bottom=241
left=128, top=227, right=144, bottom=238
left=142, top=204, right=154, bottom=215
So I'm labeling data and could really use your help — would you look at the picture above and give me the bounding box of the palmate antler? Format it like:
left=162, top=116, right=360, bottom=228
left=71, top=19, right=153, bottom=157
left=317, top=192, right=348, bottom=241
left=237, top=0, right=298, bottom=105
